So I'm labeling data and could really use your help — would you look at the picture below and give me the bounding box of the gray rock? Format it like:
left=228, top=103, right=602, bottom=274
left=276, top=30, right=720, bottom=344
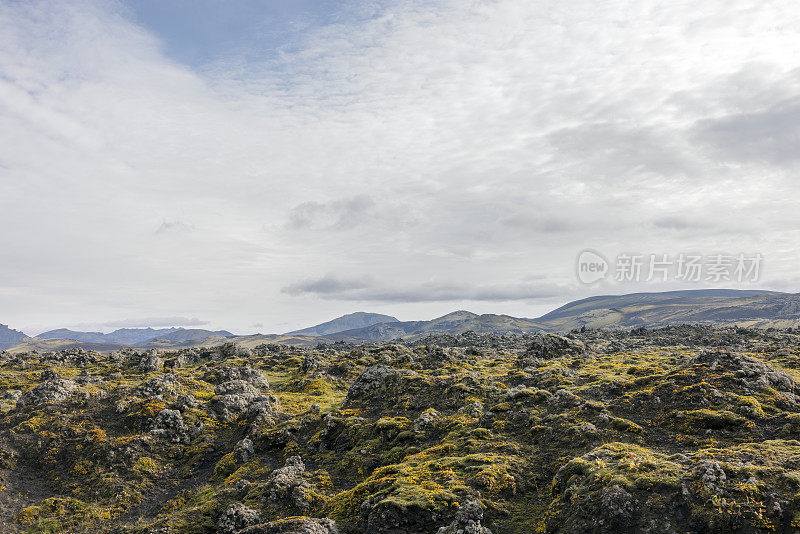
left=248, top=396, right=281, bottom=424
left=521, top=334, right=586, bottom=363
left=139, top=350, right=164, bottom=372
left=459, top=400, right=484, bottom=417
left=347, top=365, right=419, bottom=400
left=239, top=517, right=338, bottom=534
left=18, top=370, right=77, bottom=406
left=689, top=459, right=727, bottom=496
left=217, top=503, right=261, bottom=534
left=210, top=379, right=278, bottom=422
left=150, top=409, right=190, bottom=443
left=437, top=499, right=492, bottom=534
left=599, top=485, right=634, bottom=520
left=413, top=409, right=439, bottom=432
left=301, top=354, right=322, bottom=375
left=548, top=389, right=583, bottom=409
left=235, top=438, right=254, bottom=462
left=216, top=342, right=254, bottom=360
left=136, top=373, right=183, bottom=399
left=206, top=366, right=270, bottom=389
left=693, top=350, right=797, bottom=393
left=265, top=456, right=314, bottom=511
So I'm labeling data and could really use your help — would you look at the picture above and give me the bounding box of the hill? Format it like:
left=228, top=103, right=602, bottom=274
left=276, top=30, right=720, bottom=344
left=286, top=312, right=398, bottom=336
left=535, top=289, right=798, bottom=330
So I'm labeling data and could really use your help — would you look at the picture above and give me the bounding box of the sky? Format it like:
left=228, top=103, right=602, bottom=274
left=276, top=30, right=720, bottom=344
left=2, top=0, right=800, bottom=335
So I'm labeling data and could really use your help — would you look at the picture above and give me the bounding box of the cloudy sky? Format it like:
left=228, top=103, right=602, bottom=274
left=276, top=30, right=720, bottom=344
left=2, top=0, right=800, bottom=335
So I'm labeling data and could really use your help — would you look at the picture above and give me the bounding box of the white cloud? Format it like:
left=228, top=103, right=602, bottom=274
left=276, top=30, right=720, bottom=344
left=283, top=274, right=568, bottom=302
left=2, top=0, right=800, bottom=333
left=103, top=316, right=208, bottom=328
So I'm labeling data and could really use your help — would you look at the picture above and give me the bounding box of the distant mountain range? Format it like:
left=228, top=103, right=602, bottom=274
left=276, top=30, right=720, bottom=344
left=36, top=327, right=182, bottom=345
left=35, top=326, right=234, bottom=345
left=285, top=312, right=398, bottom=336
left=322, top=310, right=539, bottom=342
left=320, top=289, right=800, bottom=343
left=4, top=289, right=800, bottom=352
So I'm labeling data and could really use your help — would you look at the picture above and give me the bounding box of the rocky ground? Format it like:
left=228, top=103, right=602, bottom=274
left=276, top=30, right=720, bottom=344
left=3, top=326, right=800, bottom=533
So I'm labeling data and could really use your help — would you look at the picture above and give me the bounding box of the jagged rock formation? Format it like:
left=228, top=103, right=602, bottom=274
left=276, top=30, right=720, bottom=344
left=0, top=323, right=26, bottom=350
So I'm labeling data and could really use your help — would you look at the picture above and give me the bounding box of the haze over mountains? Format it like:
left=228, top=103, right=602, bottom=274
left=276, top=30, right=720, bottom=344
left=4, top=289, right=800, bottom=352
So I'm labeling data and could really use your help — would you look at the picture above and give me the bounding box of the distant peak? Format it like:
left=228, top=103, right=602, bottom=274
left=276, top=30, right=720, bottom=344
left=436, top=310, right=479, bottom=319
left=286, top=312, right=399, bottom=337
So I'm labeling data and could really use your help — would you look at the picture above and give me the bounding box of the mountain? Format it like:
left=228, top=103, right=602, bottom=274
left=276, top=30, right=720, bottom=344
left=145, top=329, right=235, bottom=344
left=286, top=312, right=399, bottom=336
left=319, top=290, right=800, bottom=343
left=534, top=289, right=797, bottom=330
left=10, top=289, right=800, bottom=351
left=101, top=327, right=183, bottom=345
left=324, top=310, right=545, bottom=342
left=35, top=328, right=108, bottom=343
left=0, top=324, right=27, bottom=350
left=33, top=327, right=232, bottom=346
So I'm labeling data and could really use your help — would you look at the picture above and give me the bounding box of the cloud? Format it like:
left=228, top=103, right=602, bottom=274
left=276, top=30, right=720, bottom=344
left=283, top=274, right=567, bottom=302
left=2, top=0, right=800, bottom=332
left=155, top=219, right=195, bottom=234
left=282, top=274, right=373, bottom=295
left=693, top=101, right=800, bottom=165
left=286, top=195, right=376, bottom=231
left=103, top=317, right=209, bottom=328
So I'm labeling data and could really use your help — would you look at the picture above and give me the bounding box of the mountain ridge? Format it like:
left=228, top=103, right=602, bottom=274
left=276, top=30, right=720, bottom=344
left=319, top=289, right=800, bottom=343
left=5, top=289, right=800, bottom=352
left=285, top=311, right=398, bottom=336
left=0, top=324, right=27, bottom=350
left=33, top=327, right=234, bottom=346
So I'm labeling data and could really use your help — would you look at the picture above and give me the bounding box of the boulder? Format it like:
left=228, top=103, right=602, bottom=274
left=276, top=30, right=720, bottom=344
left=17, top=369, right=77, bottom=406
left=239, top=517, right=338, bottom=534
left=139, top=351, right=164, bottom=372
left=217, top=503, right=261, bottom=534
left=520, top=334, right=585, bottom=364
left=436, top=499, right=492, bottom=534
left=265, top=456, right=315, bottom=511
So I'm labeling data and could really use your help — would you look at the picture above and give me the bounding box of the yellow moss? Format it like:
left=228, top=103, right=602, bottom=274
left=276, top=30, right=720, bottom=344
left=133, top=456, right=162, bottom=477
